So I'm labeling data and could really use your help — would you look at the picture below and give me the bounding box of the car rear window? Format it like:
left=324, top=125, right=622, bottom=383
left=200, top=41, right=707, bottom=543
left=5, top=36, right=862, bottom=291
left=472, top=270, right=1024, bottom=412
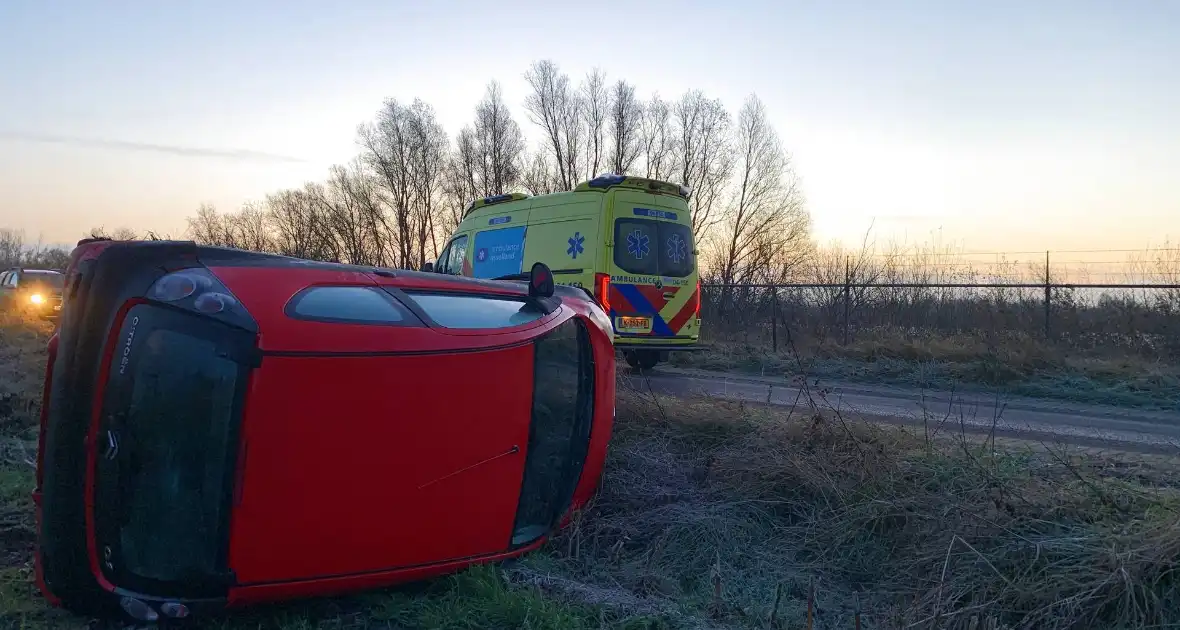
left=96, top=304, right=251, bottom=591
left=613, top=218, right=695, bottom=278
left=405, top=293, right=546, bottom=329
left=287, top=286, right=416, bottom=325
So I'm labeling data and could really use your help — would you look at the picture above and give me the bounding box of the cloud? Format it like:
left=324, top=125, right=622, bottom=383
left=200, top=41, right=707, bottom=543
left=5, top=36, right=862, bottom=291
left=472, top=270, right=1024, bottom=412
left=0, top=131, right=307, bottom=163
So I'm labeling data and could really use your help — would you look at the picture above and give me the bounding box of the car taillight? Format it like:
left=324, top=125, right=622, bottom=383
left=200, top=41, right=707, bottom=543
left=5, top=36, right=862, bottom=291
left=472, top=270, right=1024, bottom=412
left=584, top=299, right=613, bottom=341
left=594, top=273, right=611, bottom=314
left=147, top=268, right=256, bottom=330
left=695, top=280, right=701, bottom=317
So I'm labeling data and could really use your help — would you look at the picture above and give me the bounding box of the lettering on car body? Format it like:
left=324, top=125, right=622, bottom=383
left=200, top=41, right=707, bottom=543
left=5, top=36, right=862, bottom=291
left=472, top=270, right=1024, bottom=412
left=609, top=275, right=690, bottom=286
left=118, top=316, right=140, bottom=375
left=632, top=207, right=678, bottom=220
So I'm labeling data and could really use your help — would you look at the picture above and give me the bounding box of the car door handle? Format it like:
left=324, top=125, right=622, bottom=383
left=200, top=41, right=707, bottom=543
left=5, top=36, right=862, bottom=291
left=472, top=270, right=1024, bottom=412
left=663, top=291, right=676, bottom=299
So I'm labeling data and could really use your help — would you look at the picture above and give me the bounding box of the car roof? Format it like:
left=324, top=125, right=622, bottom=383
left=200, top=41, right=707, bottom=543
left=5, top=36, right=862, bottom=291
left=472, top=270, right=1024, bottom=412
left=3, top=268, right=62, bottom=274
left=77, top=240, right=590, bottom=302
left=167, top=242, right=585, bottom=301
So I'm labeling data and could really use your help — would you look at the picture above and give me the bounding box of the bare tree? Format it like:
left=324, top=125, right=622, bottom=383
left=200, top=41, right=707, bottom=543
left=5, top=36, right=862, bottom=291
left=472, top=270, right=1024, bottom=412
left=187, top=204, right=236, bottom=247
left=231, top=202, right=275, bottom=253
left=319, top=162, right=389, bottom=266
left=523, top=60, right=583, bottom=191
left=674, top=90, right=733, bottom=234
left=640, top=94, right=675, bottom=182
left=358, top=99, right=413, bottom=266
left=88, top=226, right=140, bottom=241
left=444, top=82, right=529, bottom=216
left=406, top=100, right=449, bottom=265
left=267, top=187, right=332, bottom=260
left=298, top=182, right=346, bottom=262
left=25, top=246, right=70, bottom=269
left=581, top=68, right=608, bottom=178
left=188, top=202, right=275, bottom=252
left=607, top=80, right=643, bottom=176
left=474, top=81, right=526, bottom=197
left=443, top=127, right=480, bottom=229
left=0, top=229, right=24, bottom=268
left=521, top=149, right=560, bottom=196
left=714, top=95, right=811, bottom=313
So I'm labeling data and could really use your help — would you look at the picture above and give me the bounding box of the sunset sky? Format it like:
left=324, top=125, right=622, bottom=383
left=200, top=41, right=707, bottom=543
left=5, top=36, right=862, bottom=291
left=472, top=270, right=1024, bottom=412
left=1, top=0, right=1177, bottom=253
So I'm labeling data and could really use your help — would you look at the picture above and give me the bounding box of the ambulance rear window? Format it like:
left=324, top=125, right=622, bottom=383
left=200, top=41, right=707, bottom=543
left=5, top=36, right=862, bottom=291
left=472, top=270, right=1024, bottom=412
left=613, top=219, right=695, bottom=278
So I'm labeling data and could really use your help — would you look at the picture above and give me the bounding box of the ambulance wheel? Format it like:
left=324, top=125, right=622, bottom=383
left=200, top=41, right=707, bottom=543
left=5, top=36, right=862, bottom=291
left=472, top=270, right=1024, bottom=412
left=625, top=351, right=660, bottom=372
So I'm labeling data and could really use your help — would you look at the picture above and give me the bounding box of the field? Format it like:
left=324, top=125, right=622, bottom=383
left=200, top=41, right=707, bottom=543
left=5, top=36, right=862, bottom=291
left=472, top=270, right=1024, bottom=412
left=2, top=313, right=1179, bottom=629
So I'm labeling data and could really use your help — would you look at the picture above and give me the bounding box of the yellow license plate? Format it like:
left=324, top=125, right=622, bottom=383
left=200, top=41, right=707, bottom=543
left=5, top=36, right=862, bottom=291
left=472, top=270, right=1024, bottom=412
left=617, top=316, right=652, bottom=332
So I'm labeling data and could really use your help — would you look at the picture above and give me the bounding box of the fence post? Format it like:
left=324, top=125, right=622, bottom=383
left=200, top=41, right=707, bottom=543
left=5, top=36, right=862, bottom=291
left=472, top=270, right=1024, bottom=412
left=771, top=286, right=779, bottom=354
left=1044, top=250, right=1051, bottom=340
left=843, top=256, right=852, bottom=345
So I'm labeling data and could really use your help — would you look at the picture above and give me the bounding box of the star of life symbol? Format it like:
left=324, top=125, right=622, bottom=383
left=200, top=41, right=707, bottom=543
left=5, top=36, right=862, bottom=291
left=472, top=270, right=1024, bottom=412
left=666, top=233, right=687, bottom=264
left=626, top=230, right=650, bottom=259
left=567, top=232, right=585, bottom=259
left=476, top=248, right=488, bottom=262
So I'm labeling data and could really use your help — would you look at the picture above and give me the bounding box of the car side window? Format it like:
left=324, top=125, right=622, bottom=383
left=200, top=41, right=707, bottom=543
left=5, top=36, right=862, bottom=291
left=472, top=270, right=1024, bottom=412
left=438, top=235, right=467, bottom=275
left=404, top=293, right=545, bottom=329
left=434, top=243, right=453, bottom=274
left=286, top=286, right=416, bottom=325
left=4, top=273, right=17, bottom=288
left=448, top=235, right=468, bottom=275
left=0, top=272, right=9, bottom=287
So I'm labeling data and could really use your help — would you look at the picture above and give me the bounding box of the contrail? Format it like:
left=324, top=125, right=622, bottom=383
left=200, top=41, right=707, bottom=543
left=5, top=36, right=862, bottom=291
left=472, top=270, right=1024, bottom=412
left=0, top=131, right=308, bottom=163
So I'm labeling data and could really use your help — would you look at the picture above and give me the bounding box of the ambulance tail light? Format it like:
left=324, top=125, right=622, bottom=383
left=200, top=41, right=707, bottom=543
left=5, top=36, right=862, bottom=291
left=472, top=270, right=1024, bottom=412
left=695, top=280, right=701, bottom=317
left=594, top=273, right=611, bottom=314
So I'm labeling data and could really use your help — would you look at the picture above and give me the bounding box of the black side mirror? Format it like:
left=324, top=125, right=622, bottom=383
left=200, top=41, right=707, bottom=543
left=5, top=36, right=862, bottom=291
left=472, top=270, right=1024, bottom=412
left=524, top=262, right=559, bottom=314
left=421, top=261, right=434, bottom=273
left=528, top=262, right=554, bottom=298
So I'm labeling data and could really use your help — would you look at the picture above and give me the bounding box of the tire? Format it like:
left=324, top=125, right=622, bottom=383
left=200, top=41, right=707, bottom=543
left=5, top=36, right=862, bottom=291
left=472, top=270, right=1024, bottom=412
left=625, top=350, right=660, bottom=372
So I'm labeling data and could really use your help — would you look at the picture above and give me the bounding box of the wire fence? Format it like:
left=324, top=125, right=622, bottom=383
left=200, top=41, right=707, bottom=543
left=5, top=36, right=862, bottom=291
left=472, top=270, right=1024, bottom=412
left=699, top=280, right=1180, bottom=359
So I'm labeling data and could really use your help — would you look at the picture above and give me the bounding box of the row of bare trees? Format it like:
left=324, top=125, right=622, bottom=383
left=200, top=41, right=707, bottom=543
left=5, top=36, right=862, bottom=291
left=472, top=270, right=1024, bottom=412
left=186, top=60, right=812, bottom=287
left=0, top=229, right=71, bottom=270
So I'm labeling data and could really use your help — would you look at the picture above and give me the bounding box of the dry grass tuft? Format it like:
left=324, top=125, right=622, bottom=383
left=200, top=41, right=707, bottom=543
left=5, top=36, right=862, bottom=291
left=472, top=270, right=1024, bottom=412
left=0, top=313, right=52, bottom=434
left=537, top=384, right=1180, bottom=629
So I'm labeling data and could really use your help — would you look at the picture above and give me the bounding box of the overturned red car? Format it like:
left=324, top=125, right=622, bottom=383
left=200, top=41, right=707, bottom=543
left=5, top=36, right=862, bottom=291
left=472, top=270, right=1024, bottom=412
left=34, top=239, right=616, bottom=621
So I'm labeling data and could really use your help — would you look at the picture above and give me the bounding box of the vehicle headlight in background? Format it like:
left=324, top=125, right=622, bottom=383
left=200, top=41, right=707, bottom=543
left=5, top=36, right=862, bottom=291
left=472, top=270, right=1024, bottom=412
left=29, top=293, right=44, bottom=305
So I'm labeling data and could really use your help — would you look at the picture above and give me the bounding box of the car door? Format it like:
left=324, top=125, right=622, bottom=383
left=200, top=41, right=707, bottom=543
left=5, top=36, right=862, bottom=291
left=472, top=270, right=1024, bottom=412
left=0, top=272, right=15, bottom=308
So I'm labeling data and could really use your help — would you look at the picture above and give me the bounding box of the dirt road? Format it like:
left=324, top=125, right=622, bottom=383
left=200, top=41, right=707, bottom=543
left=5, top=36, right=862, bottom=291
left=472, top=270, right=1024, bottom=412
left=623, top=367, right=1180, bottom=454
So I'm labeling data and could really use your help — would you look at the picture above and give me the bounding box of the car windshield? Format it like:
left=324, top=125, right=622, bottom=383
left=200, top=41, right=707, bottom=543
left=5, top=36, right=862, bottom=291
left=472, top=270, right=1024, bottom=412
left=25, top=271, right=64, bottom=289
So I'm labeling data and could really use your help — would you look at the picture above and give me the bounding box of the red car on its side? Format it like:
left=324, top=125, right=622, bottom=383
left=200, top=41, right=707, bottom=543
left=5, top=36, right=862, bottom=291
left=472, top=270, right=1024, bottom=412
left=35, top=239, right=616, bottom=622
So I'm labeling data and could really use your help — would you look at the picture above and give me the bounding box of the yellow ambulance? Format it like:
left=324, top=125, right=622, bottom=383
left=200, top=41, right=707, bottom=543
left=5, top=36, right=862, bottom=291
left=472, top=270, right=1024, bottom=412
left=435, top=174, right=701, bottom=370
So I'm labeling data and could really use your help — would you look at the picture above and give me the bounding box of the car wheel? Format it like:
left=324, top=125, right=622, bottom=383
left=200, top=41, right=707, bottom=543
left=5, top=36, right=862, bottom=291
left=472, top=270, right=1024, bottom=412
left=625, top=351, right=659, bottom=372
